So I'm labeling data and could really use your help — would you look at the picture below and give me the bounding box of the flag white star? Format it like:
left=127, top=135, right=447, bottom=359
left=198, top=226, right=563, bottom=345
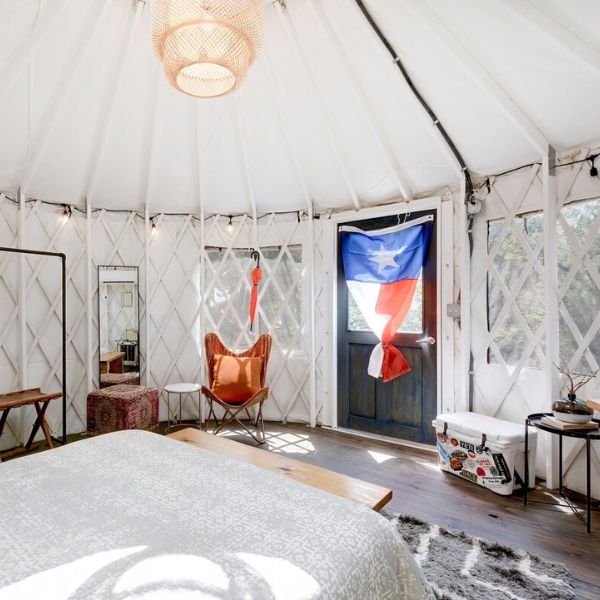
left=369, top=244, right=401, bottom=275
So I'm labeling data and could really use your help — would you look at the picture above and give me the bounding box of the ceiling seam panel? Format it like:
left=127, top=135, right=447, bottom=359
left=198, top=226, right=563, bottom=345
left=274, top=1, right=361, bottom=210
left=262, top=49, right=313, bottom=213
left=308, top=0, right=413, bottom=201
left=20, top=0, right=114, bottom=194
left=409, top=0, right=549, bottom=157
left=502, top=0, right=600, bottom=76
left=141, top=65, right=162, bottom=216
left=233, top=94, right=259, bottom=245
left=0, top=0, right=79, bottom=109
left=84, top=0, right=146, bottom=206
left=352, top=0, right=465, bottom=177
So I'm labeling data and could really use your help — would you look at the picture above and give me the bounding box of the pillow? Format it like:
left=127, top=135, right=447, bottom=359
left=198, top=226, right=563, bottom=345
left=212, top=354, right=263, bottom=404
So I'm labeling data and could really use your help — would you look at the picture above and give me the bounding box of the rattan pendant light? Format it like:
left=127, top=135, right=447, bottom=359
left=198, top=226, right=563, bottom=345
left=152, top=0, right=263, bottom=98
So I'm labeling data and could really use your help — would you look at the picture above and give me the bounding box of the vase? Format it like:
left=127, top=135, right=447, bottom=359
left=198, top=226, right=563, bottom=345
left=552, top=393, right=594, bottom=424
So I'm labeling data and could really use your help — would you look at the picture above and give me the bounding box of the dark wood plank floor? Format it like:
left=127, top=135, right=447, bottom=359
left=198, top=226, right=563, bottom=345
left=218, top=422, right=600, bottom=599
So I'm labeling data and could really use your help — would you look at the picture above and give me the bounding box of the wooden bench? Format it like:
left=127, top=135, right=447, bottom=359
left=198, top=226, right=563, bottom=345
left=168, top=428, right=392, bottom=511
left=0, top=388, right=62, bottom=457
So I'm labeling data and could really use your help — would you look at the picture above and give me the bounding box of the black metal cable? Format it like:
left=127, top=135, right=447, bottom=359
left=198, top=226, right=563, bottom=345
left=352, top=0, right=474, bottom=202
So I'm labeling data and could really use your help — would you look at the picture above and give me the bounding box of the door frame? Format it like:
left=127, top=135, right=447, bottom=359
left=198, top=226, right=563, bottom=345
left=328, top=196, right=455, bottom=437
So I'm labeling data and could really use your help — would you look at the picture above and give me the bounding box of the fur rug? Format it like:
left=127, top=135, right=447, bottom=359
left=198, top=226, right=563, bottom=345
left=383, top=511, right=578, bottom=599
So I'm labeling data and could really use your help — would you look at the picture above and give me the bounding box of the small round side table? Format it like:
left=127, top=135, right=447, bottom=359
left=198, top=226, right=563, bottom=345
left=525, top=412, right=600, bottom=533
left=165, top=383, right=202, bottom=433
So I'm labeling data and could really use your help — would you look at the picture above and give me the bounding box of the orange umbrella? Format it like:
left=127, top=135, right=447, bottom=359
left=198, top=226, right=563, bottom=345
left=250, top=250, right=262, bottom=330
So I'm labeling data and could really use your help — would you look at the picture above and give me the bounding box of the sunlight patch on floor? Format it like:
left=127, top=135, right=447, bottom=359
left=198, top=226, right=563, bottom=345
left=367, top=450, right=396, bottom=464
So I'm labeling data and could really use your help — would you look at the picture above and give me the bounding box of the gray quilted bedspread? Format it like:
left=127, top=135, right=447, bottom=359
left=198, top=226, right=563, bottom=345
left=0, top=430, right=427, bottom=599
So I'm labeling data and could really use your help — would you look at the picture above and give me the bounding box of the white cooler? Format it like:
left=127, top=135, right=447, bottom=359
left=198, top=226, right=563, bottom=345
left=432, top=412, right=537, bottom=496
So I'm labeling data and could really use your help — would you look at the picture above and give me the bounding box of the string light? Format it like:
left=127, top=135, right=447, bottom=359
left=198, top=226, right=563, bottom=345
left=61, top=204, right=72, bottom=223
left=150, top=217, right=157, bottom=236
left=227, top=215, right=233, bottom=233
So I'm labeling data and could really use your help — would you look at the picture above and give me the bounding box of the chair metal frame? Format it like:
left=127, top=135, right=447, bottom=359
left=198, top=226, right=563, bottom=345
left=202, top=332, right=272, bottom=444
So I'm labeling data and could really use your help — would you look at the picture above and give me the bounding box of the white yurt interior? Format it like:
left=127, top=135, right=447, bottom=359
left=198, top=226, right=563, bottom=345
left=1, top=1, right=599, bottom=598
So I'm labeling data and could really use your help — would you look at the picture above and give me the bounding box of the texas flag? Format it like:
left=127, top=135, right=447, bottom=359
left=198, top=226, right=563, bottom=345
left=340, top=215, right=433, bottom=382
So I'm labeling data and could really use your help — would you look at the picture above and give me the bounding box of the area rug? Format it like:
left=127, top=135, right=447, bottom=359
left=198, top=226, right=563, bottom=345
left=383, top=511, right=578, bottom=600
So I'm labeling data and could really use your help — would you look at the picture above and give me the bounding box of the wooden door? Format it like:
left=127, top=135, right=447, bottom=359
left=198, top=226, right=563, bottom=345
left=337, top=210, right=437, bottom=444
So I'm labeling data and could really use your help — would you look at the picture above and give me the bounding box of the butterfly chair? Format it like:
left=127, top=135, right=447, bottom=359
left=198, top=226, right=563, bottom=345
left=202, top=332, right=272, bottom=444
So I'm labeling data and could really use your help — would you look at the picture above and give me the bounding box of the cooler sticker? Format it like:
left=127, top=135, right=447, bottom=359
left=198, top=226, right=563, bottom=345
left=450, top=450, right=468, bottom=471
left=476, top=466, right=486, bottom=477
left=460, top=441, right=475, bottom=452
left=450, top=438, right=459, bottom=446
left=459, top=470, right=477, bottom=483
left=475, top=458, right=492, bottom=468
left=437, top=442, right=451, bottom=462
left=492, top=453, right=512, bottom=484
left=468, top=451, right=477, bottom=459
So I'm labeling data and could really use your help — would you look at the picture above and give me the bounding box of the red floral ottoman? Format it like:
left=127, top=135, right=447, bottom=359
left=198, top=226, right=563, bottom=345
left=100, top=372, right=140, bottom=388
left=87, top=385, right=159, bottom=435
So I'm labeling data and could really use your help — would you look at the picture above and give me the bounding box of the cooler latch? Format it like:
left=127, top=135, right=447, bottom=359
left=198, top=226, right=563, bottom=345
left=476, top=433, right=487, bottom=454
left=442, top=421, right=448, bottom=439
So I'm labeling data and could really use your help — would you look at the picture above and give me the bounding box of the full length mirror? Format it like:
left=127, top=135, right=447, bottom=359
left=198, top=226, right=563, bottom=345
left=98, top=266, right=140, bottom=388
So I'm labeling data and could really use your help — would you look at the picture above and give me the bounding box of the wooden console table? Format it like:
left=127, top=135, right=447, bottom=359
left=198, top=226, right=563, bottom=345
left=0, top=388, right=62, bottom=453
left=168, top=428, right=392, bottom=511
left=100, top=351, right=125, bottom=374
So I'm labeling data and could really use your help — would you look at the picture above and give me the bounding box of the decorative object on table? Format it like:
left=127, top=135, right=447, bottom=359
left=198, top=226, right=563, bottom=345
left=249, top=249, right=262, bottom=331
left=87, top=385, right=159, bottom=435
left=202, top=332, right=271, bottom=444
left=553, top=364, right=597, bottom=423
left=164, top=383, right=202, bottom=433
left=382, top=511, right=577, bottom=600
left=120, top=291, right=133, bottom=308
left=433, top=412, right=537, bottom=495
left=151, top=0, right=263, bottom=99
left=540, top=415, right=598, bottom=431
left=587, top=398, right=600, bottom=412
left=339, top=215, right=433, bottom=381
left=525, top=412, right=600, bottom=533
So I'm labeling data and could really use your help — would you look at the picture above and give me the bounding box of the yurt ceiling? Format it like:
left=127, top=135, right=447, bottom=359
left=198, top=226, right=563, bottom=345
left=2, top=0, right=600, bottom=215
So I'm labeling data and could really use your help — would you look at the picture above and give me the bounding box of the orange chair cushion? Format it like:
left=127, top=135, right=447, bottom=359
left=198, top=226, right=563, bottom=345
left=212, top=354, right=263, bottom=404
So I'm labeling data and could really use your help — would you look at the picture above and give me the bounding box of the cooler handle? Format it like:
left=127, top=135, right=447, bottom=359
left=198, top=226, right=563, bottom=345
left=476, top=433, right=487, bottom=454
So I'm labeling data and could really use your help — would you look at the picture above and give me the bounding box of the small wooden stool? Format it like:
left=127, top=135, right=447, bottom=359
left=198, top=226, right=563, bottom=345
left=0, top=388, right=62, bottom=453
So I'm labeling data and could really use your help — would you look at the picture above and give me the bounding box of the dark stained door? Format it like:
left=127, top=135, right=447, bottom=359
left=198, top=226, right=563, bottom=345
left=337, top=210, right=437, bottom=444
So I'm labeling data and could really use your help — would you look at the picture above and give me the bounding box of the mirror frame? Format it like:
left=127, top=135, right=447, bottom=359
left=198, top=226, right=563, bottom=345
left=97, top=265, right=141, bottom=387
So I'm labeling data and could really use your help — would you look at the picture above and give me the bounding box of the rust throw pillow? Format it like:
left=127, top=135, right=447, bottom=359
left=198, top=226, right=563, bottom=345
left=212, top=354, right=263, bottom=403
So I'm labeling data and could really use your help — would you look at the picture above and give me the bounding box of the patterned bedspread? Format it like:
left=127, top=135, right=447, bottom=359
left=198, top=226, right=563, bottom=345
left=0, top=430, right=428, bottom=599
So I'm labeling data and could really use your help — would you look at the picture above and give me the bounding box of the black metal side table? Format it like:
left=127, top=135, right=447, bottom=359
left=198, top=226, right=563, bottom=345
left=525, top=412, right=600, bottom=533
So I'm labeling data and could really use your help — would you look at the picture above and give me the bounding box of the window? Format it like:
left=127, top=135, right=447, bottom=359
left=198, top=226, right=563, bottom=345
left=347, top=275, right=423, bottom=333
left=487, top=212, right=545, bottom=368
left=557, top=198, right=600, bottom=370
left=486, top=197, right=600, bottom=369
left=204, top=245, right=303, bottom=351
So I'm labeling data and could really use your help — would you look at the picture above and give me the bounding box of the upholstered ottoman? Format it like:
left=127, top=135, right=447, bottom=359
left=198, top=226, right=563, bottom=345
left=100, top=371, right=140, bottom=388
left=87, top=385, right=159, bottom=435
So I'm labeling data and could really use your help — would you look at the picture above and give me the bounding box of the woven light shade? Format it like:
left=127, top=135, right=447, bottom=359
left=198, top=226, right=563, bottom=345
left=152, top=0, right=263, bottom=98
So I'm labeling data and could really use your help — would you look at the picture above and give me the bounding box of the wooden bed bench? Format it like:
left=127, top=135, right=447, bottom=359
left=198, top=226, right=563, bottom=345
left=168, top=428, right=392, bottom=511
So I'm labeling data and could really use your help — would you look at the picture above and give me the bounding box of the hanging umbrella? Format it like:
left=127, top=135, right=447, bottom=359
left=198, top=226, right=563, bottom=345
left=249, top=250, right=262, bottom=330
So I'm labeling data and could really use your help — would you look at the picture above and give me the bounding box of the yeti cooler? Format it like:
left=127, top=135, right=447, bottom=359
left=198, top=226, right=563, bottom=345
left=432, top=412, right=537, bottom=495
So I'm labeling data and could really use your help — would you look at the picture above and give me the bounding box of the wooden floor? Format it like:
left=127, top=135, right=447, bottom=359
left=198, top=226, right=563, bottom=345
left=216, top=422, right=600, bottom=599
left=4, top=422, right=599, bottom=598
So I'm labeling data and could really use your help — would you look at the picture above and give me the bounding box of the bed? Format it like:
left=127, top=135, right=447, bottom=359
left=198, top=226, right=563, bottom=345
left=0, top=430, right=428, bottom=599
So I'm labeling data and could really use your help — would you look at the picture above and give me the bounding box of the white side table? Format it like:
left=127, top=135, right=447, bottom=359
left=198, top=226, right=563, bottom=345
left=165, top=383, right=202, bottom=433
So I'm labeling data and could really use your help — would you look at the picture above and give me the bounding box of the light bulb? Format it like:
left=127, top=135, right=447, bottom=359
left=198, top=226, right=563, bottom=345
left=227, top=216, right=233, bottom=233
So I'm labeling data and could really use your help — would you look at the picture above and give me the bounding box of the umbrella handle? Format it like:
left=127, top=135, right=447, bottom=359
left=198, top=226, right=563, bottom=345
left=250, top=249, right=260, bottom=267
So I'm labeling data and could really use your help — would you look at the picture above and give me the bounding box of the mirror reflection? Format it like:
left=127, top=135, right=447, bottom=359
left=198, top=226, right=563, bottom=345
left=98, top=266, right=140, bottom=388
